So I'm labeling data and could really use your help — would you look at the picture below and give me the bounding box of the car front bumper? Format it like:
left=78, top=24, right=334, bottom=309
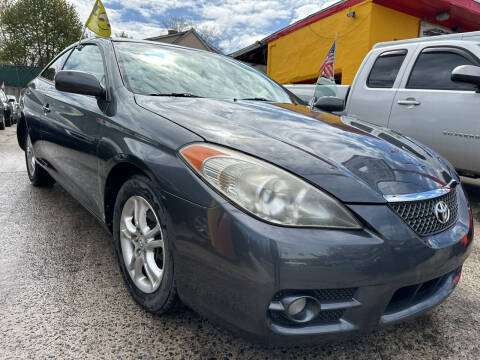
left=164, top=183, right=473, bottom=346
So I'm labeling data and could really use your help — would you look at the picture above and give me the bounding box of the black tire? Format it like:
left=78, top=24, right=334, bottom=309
left=25, top=132, right=55, bottom=187
left=113, top=174, right=179, bottom=315
left=5, top=116, right=11, bottom=127
left=0, top=116, right=4, bottom=130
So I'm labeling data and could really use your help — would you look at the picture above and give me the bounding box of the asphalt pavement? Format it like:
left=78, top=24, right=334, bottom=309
left=1, top=124, right=479, bottom=359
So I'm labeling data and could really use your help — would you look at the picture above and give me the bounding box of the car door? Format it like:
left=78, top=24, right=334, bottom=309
left=388, top=46, right=480, bottom=175
left=23, top=50, right=72, bottom=164
left=346, top=46, right=414, bottom=126
left=40, top=43, right=108, bottom=216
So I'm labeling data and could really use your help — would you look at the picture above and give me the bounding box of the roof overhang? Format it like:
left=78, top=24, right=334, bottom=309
left=265, top=0, right=480, bottom=43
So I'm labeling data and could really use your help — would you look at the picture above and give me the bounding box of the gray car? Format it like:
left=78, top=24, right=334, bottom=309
left=18, top=38, right=473, bottom=346
left=0, top=90, right=10, bottom=129
left=7, top=95, right=19, bottom=124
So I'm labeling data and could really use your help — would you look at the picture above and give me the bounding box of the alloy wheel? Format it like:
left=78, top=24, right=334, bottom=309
left=120, top=196, right=165, bottom=293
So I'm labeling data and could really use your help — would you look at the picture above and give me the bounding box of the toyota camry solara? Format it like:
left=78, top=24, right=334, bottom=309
left=18, top=38, right=473, bottom=345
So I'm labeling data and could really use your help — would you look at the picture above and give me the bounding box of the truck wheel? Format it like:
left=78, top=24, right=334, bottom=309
left=0, top=114, right=5, bottom=130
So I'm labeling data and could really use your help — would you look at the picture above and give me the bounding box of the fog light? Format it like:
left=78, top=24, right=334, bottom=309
left=281, top=296, right=321, bottom=323
left=287, top=298, right=307, bottom=316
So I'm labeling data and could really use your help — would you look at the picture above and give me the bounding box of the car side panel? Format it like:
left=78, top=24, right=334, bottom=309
left=22, top=81, right=49, bottom=161
left=388, top=43, right=480, bottom=175
left=40, top=82, right=105, bottom=216
left=96, top=87, right=218, bottom=218
left=345, top=46, right=415, bottom=127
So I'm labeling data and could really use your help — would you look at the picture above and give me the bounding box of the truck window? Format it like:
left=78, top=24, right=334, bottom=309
left=407, top=48, right=478, bottom=91
left=367, top=50, right=407, bottom=88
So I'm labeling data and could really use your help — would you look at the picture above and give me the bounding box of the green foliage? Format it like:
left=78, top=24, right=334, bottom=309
left=0, top=0, right=82, bottom=66
left=162, top=16, right=224, bottom=52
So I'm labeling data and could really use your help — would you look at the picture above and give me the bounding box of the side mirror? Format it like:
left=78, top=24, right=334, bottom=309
left=55, top=70, right=105, bottom=98
left=451, top=65, right=480, bottom=90
left=313, top=96, right=345, bottom=112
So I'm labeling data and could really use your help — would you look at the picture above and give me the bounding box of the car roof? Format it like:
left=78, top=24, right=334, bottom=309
left=374, top=31, right=480, bottom=49
left=76, top=37, right=222, bottom=57
left=371, top=39, right=478, bottom=53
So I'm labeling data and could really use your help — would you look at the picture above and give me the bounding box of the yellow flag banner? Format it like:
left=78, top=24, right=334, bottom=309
left=85, top=0, right=111, bottom=37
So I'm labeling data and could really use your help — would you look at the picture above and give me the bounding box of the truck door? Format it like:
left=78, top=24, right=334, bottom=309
left=388, top=46, right=480, bottom=175
left=346, top=47, right=412, bottom=126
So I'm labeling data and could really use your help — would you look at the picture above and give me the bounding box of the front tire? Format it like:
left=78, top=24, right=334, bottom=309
left=113, top=174, right=178, bottom=315
left=0, top=113, right=4, bottom=130
left=25, top=133, right=55, bottom=187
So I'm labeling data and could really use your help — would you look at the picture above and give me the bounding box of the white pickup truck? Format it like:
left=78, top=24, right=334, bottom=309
left=287, top=31, right=480, bottom=178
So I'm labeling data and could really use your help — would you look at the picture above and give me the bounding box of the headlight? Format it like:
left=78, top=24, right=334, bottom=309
left=179, top=143, right=361, bottom=229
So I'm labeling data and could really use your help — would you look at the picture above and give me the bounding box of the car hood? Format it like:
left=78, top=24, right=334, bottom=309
left=136, top=96, right=455, bottom=203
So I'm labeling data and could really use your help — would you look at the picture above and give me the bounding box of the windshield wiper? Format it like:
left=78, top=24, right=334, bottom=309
left=148, top=92, right=203, bottom=98
left=235, top=97, right=272, bottom=102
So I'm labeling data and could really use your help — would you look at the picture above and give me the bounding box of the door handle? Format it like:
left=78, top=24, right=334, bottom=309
left=397, top=98, right=421, bottom=106
left=42, top=104, right=51, bottom=113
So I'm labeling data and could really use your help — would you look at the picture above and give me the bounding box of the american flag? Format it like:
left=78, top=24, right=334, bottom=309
left=318, top=40, right=336, bottom=79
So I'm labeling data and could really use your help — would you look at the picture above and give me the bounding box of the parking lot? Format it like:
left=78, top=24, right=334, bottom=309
left=0, top=123, right=479, bottom=359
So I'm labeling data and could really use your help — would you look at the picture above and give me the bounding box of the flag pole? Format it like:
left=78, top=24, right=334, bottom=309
left=77, top=26, right=86, bottom=50
left=332, top=33, right=338, bottom=82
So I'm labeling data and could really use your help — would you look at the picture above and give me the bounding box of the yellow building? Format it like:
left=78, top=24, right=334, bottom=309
left=231, top=0, right=480, bottom=85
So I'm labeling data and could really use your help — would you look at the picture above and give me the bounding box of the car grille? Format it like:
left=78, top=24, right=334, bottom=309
left=388, top=188, right=458, bottom=237
left=272, top=288, right=357, bottom=302
left=311, top=288, right=357, bottom=302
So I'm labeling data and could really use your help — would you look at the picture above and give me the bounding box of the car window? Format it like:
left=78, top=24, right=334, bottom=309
left=367, top=50, right=407, bottom=88
left=40, top=50, right=71, bottom=82
left=63, top=45, right=106, bottom=85
left=407, top=48, right=478, bottom=91
left=113, top=42, right=293, bottom=103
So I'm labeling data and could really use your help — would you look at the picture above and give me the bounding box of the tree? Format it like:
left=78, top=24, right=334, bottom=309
left=115, top=31, right=130, bottom=38
left=0, top=0, right=82, bottom=67
left=162, top=16, right=224, bottom=52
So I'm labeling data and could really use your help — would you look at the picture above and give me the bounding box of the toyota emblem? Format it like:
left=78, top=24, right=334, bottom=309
left=434, top=201, right=450, bottom=224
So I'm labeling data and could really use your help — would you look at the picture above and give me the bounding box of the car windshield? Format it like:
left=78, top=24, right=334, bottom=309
left=114, top=41, right=292, bottom=103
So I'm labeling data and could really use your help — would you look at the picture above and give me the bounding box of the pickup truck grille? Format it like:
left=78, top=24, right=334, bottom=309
left=388, top=188, right=458, bottom=237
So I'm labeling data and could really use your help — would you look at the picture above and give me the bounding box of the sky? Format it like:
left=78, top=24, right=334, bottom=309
left=68, top=0, right=339, bottom=53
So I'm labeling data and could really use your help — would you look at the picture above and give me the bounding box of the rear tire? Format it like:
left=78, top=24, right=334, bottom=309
left=5, top=116, right=11, bottom=127
left=25, top=133, right=55, bottom=187
left=0, top=114, right=4, bottom=130
left=113, top=174, right=179, bottom=315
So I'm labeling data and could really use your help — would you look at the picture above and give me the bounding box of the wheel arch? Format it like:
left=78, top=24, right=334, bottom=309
left=103, top=158, right=157, bottom=232
left=17, top=115, right=27, bottom=151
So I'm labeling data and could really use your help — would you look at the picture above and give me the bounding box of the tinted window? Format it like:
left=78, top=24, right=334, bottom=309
left=407, top=48, right=478, bottom=90
left=40, top=50, right=71, bottom=82
left=63, top=45, right=105, bottom=84
left=367, top=50, right=407, bottom=88
left=114, top=42, right=292, bottom=103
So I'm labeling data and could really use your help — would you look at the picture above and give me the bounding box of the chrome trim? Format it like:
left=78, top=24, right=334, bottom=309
left=384, top=188, right=451, bottom=203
